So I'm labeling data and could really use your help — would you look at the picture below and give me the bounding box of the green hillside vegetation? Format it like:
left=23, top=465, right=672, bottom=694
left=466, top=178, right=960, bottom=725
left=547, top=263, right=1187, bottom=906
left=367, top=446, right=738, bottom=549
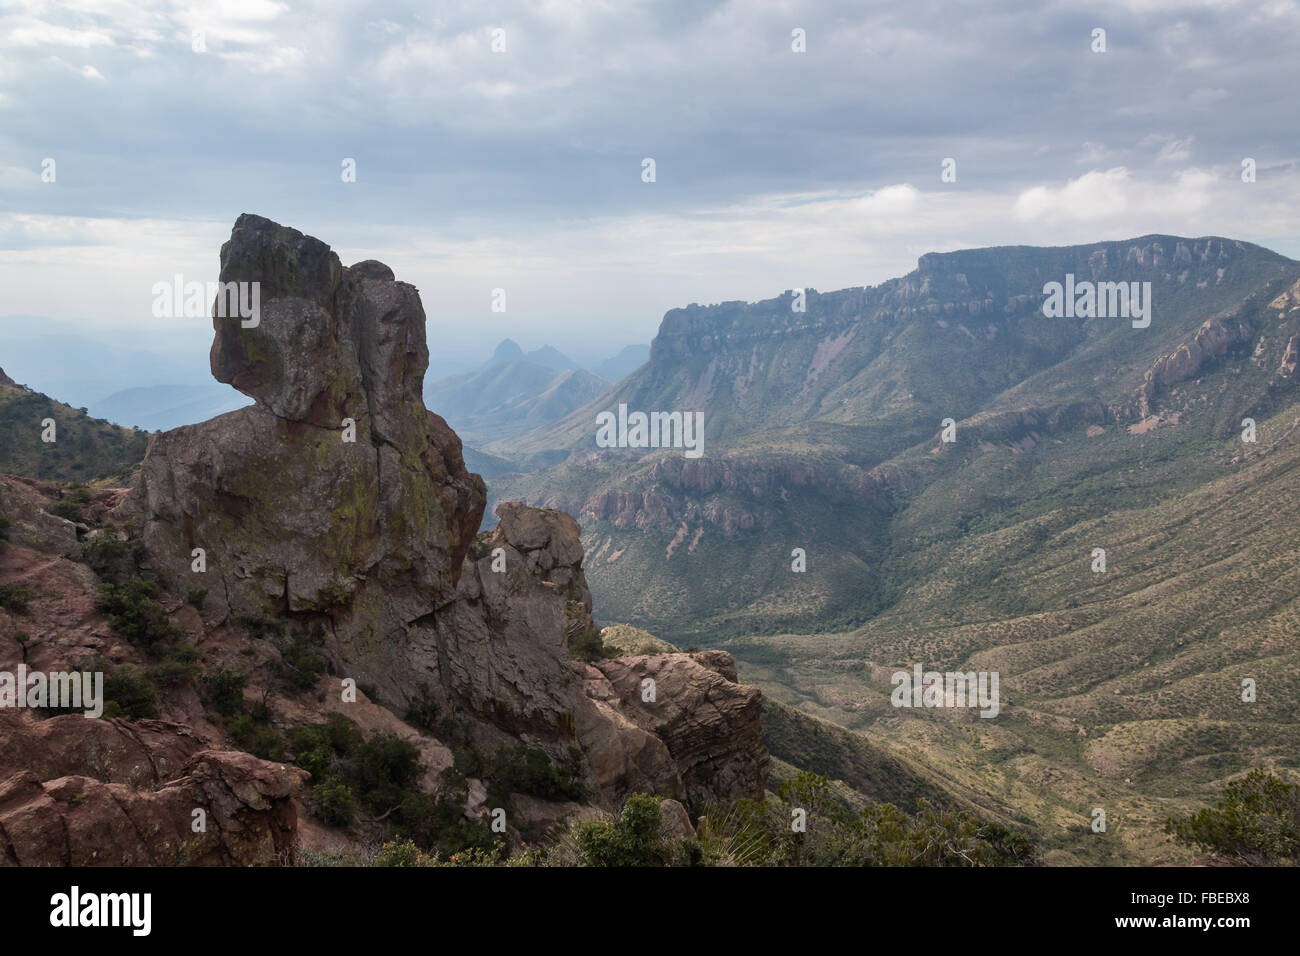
left=1, top=378, right=150, bottom=482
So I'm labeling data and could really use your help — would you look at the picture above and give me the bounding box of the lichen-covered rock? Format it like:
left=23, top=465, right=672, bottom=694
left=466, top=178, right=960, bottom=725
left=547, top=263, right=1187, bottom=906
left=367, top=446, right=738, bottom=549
left=116, top=214, right=486, bottom=699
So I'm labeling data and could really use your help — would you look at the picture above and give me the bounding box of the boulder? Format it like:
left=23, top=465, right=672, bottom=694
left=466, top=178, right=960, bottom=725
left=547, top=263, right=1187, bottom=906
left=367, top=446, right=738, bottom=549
left=0, top=715, right=305, bottom=866
left=592, top=652, right=769, bottom=807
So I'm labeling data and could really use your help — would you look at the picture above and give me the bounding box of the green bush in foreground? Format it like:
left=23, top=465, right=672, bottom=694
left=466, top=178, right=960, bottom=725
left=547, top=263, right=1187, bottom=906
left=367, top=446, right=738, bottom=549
left=1165, top=769, right=1300, bottom=865
left=572, top=793, right=695, bottom=867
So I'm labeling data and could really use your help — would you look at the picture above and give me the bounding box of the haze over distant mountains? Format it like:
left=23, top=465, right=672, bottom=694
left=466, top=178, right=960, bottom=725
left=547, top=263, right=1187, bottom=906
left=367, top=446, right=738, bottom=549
left=421, top=339, right=649, bottom=449
left=0, top=315, right=648, bottom=435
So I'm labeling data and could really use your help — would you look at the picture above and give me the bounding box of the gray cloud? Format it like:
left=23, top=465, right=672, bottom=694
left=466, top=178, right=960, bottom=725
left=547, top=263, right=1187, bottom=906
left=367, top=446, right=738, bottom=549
left=1, top=0, right=1297, bottom=359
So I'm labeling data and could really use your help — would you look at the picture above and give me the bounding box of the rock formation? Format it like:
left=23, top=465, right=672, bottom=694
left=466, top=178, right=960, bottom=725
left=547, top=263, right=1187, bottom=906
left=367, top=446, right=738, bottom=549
left=0, top=714, right=305, bottom=866
left=112, top=214, right=768, bottom=814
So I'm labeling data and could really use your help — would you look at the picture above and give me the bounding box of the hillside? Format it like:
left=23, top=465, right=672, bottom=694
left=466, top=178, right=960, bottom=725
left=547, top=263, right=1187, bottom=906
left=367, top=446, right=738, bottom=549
left=482, top=235, right=1300, bottom=863
left=488, top=236, right=1300, bottom=635
left=0, top=369, right=151, bottom=482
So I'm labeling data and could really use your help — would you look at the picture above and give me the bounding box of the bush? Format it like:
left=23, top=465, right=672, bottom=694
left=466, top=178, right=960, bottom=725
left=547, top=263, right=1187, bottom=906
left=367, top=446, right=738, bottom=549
left=228, top=713, right=286, bottom=761
left=0, top=583, right=33, bottom=614
left=697, top=771, right=1040, bottom=867
left=568, top=628, right=612, bottom=662
left=235, top=616, right=285, bottom=641
left=148, top=646, right=201, bottom=688
left=201, top=668, right=248, bottom=716
left=389, top=791, right=495, bottom=858
left=374, top=839, right=432, bottom=867
left=288, top=713, right=363, bottom=779
left=274, top=634, right=327, bottom=691
left=343, top=734, right=423, bottom=814
left=102, top=667, right=160, bottom=721
left=498, top=745, right=587, bottom=803
left=76, top=535, right=144, bottom=585
left=48, top=500, right=83, bottom=522
left=1165, top=770, right=1300, bottom=864
left=185, top=589, right=207, bottom=610
left=573, top=794, right=671, bottom=867
left=311, top=778, right=356, bottom=828
left=99, top=579, right=178, bottom=649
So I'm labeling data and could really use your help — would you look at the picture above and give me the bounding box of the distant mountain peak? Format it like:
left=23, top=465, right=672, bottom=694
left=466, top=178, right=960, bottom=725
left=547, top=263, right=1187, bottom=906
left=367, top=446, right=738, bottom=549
left=491, top=338, right=526, bottom=363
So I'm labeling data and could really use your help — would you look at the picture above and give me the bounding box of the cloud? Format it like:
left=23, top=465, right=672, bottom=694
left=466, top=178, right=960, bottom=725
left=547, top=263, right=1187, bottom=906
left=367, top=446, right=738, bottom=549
left=0, top=0, right=1296, bottom=358
left=1013, top=169, right=1133, bottom=223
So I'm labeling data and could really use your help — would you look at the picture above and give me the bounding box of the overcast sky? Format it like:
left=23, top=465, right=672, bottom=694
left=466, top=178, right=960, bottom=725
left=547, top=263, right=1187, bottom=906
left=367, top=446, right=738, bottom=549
left=1, top=0, right=1298, bottom=363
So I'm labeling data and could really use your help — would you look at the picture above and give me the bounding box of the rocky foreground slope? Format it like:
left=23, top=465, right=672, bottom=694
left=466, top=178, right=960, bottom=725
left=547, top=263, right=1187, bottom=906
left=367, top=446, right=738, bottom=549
left=0, top=214, right=767, bottom=864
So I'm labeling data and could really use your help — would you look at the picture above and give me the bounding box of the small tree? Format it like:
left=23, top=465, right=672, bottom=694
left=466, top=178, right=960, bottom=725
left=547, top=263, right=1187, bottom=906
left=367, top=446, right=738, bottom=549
left=1165, top=770, right=1300, bottom=864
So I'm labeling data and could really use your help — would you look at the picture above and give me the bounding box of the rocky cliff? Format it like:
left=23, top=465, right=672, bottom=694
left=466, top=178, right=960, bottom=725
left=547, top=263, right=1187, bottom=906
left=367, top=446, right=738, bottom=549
left=75, top=214, right=769, bottom=846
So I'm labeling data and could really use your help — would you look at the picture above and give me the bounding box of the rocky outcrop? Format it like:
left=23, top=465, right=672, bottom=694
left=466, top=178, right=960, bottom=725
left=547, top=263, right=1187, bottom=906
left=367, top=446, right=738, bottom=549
left=0, top=476, right=80, bottom=554
left=118, top=216, right=485, bottom=697
left=110, top=214, right=768, bottom=816
left=590, top=651, right=768, bottom=807
left=1131, top=310, right=1253, bottom=417
left=0, top=368, right=14, bottom=387
left=0, top=714, right=305, bottom=866
left=1279, top=335, right=1299, bottom=379
left=114, top=215, right=486, bottom=690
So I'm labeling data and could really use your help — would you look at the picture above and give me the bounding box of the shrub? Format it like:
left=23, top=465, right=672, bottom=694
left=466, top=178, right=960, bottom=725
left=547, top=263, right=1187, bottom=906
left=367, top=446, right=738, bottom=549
left=289, top=716, right=492, bottom=857
left=573, top=793, right=670, bottom=867
left=343, top=734, right=423, bottom=814
left=311, top=778, right=356, bottom=828
left=102, top=667, right=160, bottom=721
left=185, top=589, right=207, bottom=610
left=148, top=646, right=202, bottom=688
left=697, top=772, right=1040, bottom=867
left=1165, top=769, right=1300, bottom=864
left=228, top=713, right=286, bottom=761
left=0, top=583, right=33, bottom=614
left=375, top=839, right=432, bottom=867
left=288, top=713, right=363, bottom=779
left=389, top=791, right=495, bottom=858
left=76, top=535, right=144, bottom=585
left=498, top=745, right=587, bottom=803
left=275, top=634, right=327, bottom=691
left=48, top=500, right=83, bottom=522
left=567, top=628, right=610, bottom=662
left=235, top=616, right=285, bottom=641
left=404, top=682, right=441, bottom=734
left=99, top=579, right=178, bottom=649
left=201, top=668, right=248, bottom=716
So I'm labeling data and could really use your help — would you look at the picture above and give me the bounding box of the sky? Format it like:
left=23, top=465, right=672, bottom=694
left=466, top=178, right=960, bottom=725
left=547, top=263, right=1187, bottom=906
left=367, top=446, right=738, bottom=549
left=1, top=0, right=1298, bottom=365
